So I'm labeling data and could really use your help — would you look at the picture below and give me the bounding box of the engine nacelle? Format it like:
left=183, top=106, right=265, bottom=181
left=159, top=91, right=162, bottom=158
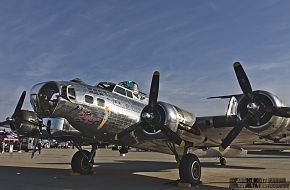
left=42, top=117, right=79, bottom=139
left=140, top=102, right=195, bottom=138
left=235, top=90, right=290, bottom=137
left=13, top=110, right=39, bottom=138
left=158, top=102, right=196, bottom=133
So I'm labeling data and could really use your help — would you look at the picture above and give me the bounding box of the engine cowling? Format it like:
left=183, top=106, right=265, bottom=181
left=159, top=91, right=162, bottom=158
left=12, top=110, right=39, bottom=138
left=236, top=90, right=289, bottom=137
left=42, top=117, right=79, bottom=138
left=141, top=101, right=196, bottom=135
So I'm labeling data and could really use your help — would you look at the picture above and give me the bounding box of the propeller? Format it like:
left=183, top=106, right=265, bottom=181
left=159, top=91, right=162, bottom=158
left=220, top=62, right=290, bottom=151
left=141, top=71, right=161, bottom=127
left=5, top=91, right=26, bottom=131
left=1, top=91, right=43, bottom=157
left=220, top=62, right=253, bottom=151
left=115, top=71, right=160, bottom=140
left=115, top=71, right=185, bottom=146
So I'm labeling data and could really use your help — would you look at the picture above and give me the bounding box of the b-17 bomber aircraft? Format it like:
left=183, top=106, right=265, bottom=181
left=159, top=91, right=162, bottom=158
left=1, top=62, right=290, bottom=185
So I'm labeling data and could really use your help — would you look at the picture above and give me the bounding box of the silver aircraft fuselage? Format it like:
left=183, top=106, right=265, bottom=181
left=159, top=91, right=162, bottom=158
left=30, top=81, right=147, bottom=140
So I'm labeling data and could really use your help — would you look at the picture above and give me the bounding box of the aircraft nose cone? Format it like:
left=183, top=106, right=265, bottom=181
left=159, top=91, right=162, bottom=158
left=30, top=82, right=60, bottom=117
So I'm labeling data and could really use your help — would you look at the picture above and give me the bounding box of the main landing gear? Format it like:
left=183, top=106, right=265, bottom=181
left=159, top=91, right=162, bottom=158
left=179, top=154, right=201, bottom=185
left=167, top=143, right=201, bottom=185
left=71, top=144, right=97, bottom=174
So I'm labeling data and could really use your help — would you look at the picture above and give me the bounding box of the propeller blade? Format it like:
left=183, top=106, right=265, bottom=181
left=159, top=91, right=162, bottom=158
left=162, top=125, right=185, bottom=147
left=233, top=62, right=253, bottom=101
left=114, top=121, right=143, bottom=141
left=271, top=107, right=290, bottom=118
left=148, top=71, right=160, bottom=112
left=12, top=91, right=26, bottom=118
left=219, top=117, right=248, bottom=151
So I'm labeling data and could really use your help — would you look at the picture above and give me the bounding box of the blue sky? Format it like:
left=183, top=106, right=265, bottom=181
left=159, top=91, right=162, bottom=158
left=0, top=0, right=290, bottom=121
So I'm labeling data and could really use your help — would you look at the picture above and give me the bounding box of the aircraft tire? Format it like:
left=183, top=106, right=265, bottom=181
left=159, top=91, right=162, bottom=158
left=71, top=150, right=93, bottom=174
left=179, top=154, right=201, bottom=185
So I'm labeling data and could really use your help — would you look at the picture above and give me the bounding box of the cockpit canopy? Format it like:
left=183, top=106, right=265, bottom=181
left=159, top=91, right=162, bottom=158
left=118, top=81, right=139, bottom=92
left=96, top=81, right=140, bottom=93
left=97, top=81, right=146, bottom=101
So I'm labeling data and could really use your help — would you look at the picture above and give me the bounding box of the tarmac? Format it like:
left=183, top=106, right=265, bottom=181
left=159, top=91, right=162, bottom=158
left=0, top=148, right=289, bottom=190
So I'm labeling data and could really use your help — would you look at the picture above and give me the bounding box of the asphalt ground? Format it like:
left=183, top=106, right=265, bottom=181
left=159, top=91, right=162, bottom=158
left=0, top=148, right=289, bottom=190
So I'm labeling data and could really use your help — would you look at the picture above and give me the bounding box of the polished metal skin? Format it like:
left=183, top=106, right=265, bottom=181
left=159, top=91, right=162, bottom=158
left=26, top=78, right=290, bottom=156
left=31, top=81, right=146, bottom=142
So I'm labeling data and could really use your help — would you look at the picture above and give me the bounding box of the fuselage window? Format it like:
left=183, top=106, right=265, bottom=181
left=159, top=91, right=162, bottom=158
left=85, top=95, right=94, bottom=104
left=114, top=86, right=126, bottom=96
left=126, top=90, right=133, bottom=98
left=68, top=87, right=76, bottom=100
left=97, top=98, right=105, bottom=107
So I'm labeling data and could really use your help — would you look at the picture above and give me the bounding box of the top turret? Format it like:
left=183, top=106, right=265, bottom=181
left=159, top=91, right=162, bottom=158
left=118, top=81, right=139, bottom=93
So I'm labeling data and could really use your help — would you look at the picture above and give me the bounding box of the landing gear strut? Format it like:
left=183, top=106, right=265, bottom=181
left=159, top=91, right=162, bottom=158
left=179, top=154, right=201, bottom=185
left=71, top=144, right=97, bottom=174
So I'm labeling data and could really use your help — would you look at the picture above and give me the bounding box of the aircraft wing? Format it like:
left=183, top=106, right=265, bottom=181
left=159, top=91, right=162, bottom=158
left=115, top=64, right=290, bottom=154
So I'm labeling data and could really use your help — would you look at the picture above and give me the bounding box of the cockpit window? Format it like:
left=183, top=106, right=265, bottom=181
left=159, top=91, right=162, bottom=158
left=114, top=86, right=126, bottom=96
left=126, top=90, right=133, bottom=98
left=85, top=95, right=94, bottom=104
left=68, top=87, right=76, bottom=100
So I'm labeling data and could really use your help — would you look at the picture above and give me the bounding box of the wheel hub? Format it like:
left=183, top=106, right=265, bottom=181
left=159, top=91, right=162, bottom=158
left=191, top=161, right=201, bottom=180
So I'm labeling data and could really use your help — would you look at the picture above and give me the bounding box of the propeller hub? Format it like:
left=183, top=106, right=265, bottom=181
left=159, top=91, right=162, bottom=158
left=247, top=102, right=260, bottom=113
left=141, top=112, right=154, bottom=122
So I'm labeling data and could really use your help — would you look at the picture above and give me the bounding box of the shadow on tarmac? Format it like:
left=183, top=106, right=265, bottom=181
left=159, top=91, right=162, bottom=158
left=0, top=160, right=231, bottom=190
left=201, top=162, right=265, bottom=170
left=248, top=150, right=290, bottom=157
